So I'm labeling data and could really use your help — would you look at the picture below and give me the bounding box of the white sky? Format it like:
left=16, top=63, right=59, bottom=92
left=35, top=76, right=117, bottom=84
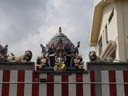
left=0, top=0, right=94, bottom=62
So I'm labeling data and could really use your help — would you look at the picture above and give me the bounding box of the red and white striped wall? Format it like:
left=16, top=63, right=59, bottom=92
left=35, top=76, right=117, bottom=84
left=0, top=70, right=128, bottom=96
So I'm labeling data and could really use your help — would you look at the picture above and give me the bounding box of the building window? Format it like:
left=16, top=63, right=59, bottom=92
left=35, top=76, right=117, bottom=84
left=105, top=25, right=109, bottom=43
left=108, top=9, right=114, bottom=23
left=99, top=36, right=103, bottom=56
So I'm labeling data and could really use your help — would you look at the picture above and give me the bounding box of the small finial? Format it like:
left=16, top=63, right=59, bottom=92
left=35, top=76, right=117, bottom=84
left=59, top=27, right=62, bottom=34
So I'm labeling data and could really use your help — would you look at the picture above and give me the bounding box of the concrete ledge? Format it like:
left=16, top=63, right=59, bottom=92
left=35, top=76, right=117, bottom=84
left=0, top=62, right=128, bottom=71
left=0, top=62, right=35, bottom=70
left=87, top=62, right=128, bottom=70
left=33, top=70, right=87, bottom=75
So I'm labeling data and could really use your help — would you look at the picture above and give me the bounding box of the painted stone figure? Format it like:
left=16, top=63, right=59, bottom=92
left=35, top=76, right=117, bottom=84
left=0, top=44, right=8, bottom=62
left=36, top=53, right=51, bottom=70
left=73, top=53, right=83, bottom=69
left=54, top=53, right=66, bottom=71
left=8, top=50, right=32, bottom=62
left=89, top=51, right=113, bottom=62
left=39, top=53, right=48, bottom=68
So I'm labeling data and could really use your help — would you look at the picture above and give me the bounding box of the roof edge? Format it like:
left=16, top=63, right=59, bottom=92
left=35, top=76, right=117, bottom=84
left=89, top=0, right=116, bottom=46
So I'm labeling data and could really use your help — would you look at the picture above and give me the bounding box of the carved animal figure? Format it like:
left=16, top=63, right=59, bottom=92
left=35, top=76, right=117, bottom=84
left=8, top=50, right=32, bottom=62
left=0, top=44, right=8, bottom=62
left=89, top=51, right=113, bottom=62
left=0, top=45, right=8, bottom=55
left=89, top=51, right=97, bottom=62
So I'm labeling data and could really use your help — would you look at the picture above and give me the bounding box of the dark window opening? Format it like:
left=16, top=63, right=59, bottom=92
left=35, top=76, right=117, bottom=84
left=108, top=9, right=114, bottom=23
left=105, top=25, right=109, bottom=44
left=99, top=36, right=103, bottom=56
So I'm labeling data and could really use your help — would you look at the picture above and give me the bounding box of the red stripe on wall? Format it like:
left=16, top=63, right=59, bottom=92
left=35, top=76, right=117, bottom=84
left=123, top=71, right=128, bottom=96
left=47, top=73, right=54, bottom=96
left=90, top=70, right=95, bottom=96
left=109, top=71, right=117, bottom=96
left=62, top=75, right=69, bottom=96
left=17, top=70, right=25, bottom=96
left=1, top=70, right=10, bottom=96
left=76, top=73, right=83, bottom=96
left=32, top=73, right=39, bottom=96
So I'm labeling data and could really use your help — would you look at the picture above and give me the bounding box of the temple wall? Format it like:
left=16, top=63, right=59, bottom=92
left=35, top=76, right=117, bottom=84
left=0, top=62, right=128, bottom=96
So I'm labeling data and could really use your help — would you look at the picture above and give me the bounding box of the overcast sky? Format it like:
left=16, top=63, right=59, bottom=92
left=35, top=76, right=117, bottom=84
left=0, top=0, right=94, bottom=62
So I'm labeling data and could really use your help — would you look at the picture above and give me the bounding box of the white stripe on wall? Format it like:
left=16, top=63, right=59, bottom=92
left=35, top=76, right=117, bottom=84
left=69, top=73, right=76, bottom=96
left=116, top=71, right=125, bottom=96
left=101, top=71, right=110, bottom=96
left=54, top=75, right=61, bottom=96
left=83, top=72, right=91, bottom=96
left=0, top=70, right=3, bottom=96
left=39, top=73, right=47, bottom=96
left=24, top=70, right=32, bottom=96
left=9, top=70, right=18, bottom=96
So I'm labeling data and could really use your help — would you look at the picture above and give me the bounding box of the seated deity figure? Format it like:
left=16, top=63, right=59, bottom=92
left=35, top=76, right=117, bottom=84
left=54, top=54, right=66, bottom=71
left=36, top=53, right=49, bottom=70
left=73, top=53, right=83, bottom=69
left=40, top=53, right=47, bottom=68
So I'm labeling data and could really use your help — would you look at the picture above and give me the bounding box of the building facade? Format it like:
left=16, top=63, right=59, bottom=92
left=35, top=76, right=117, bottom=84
left=89, top=0, right=128, bottom=62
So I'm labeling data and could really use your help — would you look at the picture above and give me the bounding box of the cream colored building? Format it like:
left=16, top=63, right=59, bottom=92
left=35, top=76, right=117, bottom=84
left=89, top=0, right=128, bottom=62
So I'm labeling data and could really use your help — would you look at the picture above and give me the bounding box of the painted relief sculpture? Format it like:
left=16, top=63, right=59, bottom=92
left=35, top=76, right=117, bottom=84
left=36, top=27, right=84, bottom=71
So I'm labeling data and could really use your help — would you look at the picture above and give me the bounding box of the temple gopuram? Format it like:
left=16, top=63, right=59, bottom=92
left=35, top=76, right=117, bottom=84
left=36, top=27, right=84, bottom=72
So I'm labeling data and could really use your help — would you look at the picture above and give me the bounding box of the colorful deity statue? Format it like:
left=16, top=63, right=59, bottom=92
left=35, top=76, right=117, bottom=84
left=36, top=53, right=50, bottom=70
left=39, top=53, right=47, bottom=68
left=36, top=27, right=84, bottom=71
left=73, top=53, right=84, bottom=69
left=54, top=53, right=66, bottom=71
